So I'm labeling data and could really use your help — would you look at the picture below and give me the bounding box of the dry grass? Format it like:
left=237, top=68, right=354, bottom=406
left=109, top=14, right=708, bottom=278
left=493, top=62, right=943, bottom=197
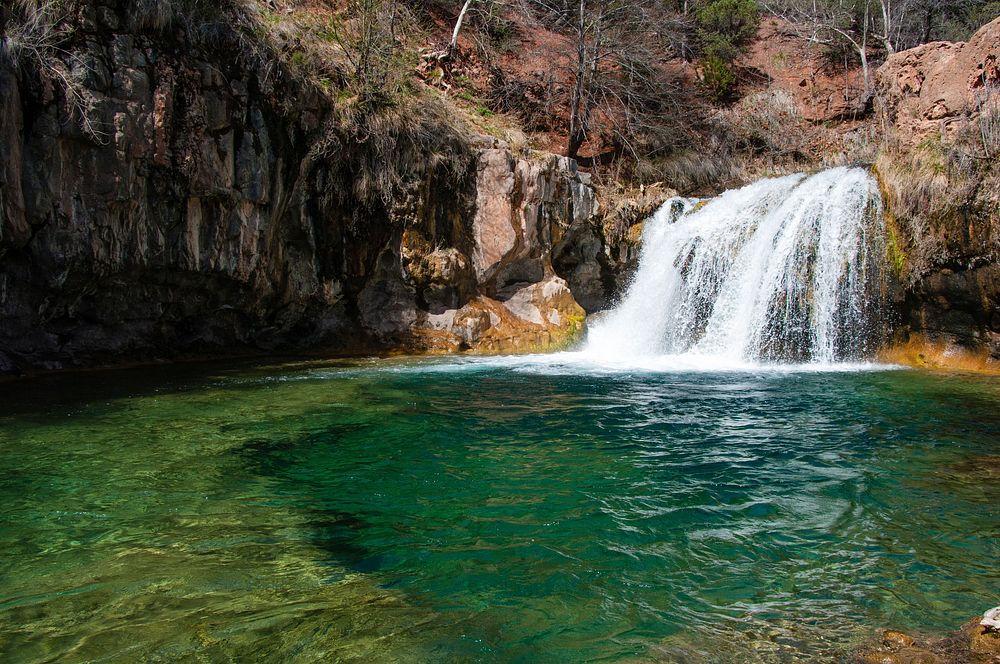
left=1, top=0, right=108, bottom=141
left=311, top=89, right=476, bottom=208
left=870, top=79, right=998, bottom=282
left=726, top=88, right=808, bottom=162
left=1, top=2, right=64, bottom=69
left=874, top=98, right=1000, bottom=283
left=639, top=147, right=743, bottom=195
left=968, top=82, right=1000, bottom=161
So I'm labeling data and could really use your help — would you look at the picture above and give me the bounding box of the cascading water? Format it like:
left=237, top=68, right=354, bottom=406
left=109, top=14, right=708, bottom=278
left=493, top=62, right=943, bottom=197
left=584, top=167, right=889, bottom=366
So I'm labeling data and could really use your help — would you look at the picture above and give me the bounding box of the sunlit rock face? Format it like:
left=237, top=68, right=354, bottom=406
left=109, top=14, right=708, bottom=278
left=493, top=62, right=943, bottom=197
left=0, top=4, right=593, bottom=371
left=364, top=151, right=594, bottom=354
left=876, top=16, right=1000, bottom=149
left=875, top=17, right=1000, bottom=362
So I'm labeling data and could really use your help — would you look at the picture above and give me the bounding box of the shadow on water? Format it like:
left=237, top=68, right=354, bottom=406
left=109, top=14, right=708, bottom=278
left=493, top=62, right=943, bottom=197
left=1, top=357, right=999, bottom=662
left=234, top=431, right=388, bottom=572
left=0, top=355, right=377, bottom=420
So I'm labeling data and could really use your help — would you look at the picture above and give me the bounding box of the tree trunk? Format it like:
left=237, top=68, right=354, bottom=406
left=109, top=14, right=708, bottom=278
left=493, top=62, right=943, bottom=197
left=567, top=0, right=588, bottom=159
left=877, top=0, right=896, bottom=54
left=860, top=1, right=872, bottom=89
left=448, top=0, right=475, bottom=57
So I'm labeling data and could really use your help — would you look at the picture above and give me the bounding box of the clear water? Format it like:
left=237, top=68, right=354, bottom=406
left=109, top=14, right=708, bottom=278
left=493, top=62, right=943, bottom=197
left=1, top=355, right=998, bottom=663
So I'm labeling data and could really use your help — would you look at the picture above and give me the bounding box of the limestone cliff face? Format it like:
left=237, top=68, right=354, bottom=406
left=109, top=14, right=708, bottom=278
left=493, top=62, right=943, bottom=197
left=371, top=149, right=596, bottom=353
left=552, top=184, right=676, bottom=313
left=875, top=17, right=1000, bottom=361
left=0, top=2, right=592, bottom=372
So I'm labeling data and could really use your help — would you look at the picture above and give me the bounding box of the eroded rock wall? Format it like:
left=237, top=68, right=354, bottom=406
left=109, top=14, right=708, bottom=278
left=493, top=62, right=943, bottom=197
left=875, top=16, right=1000, bottom=361
left=0, top=1, right=594, bottom=372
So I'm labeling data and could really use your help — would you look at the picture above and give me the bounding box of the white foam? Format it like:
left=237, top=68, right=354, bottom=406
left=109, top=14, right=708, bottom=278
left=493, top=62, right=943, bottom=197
left=584, top=168, right=888, bottom=365
left=363, top=351, right=900, bottom=377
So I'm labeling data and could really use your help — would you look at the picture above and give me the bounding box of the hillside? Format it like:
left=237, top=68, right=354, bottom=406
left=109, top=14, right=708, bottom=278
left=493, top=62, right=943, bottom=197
left=1, top=0, right=998, bottom=372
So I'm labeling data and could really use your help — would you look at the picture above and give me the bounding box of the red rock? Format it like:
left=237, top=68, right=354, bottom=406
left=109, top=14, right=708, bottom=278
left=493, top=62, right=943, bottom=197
left=876, top=17, right=1000, bottom=149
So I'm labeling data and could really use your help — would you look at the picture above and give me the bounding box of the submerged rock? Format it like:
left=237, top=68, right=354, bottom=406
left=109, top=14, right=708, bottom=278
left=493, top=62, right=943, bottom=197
left=967, top=614, right=1000, bottom=659
left=857, top=612, right=1000, bottom=664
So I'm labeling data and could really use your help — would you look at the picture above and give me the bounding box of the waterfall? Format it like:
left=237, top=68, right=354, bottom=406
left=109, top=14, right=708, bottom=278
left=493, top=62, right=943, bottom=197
left=584, top=167, right=888, bottom=365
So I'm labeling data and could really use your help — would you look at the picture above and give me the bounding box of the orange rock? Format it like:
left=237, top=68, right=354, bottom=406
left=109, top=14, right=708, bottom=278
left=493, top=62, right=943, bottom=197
left=875, top=17, right=1000, bottom=149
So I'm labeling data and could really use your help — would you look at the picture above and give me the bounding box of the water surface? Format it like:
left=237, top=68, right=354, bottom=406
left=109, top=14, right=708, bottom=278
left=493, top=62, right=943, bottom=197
left=1, top=355, right=998, bottom=662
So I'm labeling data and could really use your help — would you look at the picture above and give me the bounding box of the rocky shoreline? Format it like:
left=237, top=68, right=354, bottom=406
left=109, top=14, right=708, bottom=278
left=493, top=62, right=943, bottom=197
left=855, top=613, right=1000, bottom=664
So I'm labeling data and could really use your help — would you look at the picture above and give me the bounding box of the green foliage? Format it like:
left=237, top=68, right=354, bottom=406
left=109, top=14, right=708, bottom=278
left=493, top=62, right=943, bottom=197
left=702, top=54, right=736, bottom=101
left=885, top=223, right=908, bottom=276
left=692, top=0, right=758, bottom=103
left=695, top=0, right=760, bottom=61
left=695, top=0, right=760, bottom=44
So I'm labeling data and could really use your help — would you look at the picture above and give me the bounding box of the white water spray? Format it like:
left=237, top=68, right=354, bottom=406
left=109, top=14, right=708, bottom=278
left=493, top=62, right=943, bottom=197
left=584, top=167, right=888, bottom=365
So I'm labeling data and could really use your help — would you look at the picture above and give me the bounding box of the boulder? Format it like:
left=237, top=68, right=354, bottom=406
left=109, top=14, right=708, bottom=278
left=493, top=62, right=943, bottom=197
left=876, top=17, right=1000, bottom=149
left=982, top=607, right=1000, bottom=631
left=965, top=615, right=1000, bottom=659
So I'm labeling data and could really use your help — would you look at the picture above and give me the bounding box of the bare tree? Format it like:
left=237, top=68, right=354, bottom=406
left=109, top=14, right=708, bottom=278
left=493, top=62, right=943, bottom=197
left=764, top=0, right=884, bottom=89
left=331, top=0, right=408, bottom=105
left=531, top=0, right=673, bottom=160
left=449, top=0, right=476, bottom=56
left=890, top=0, right=995, bottom=49
left=764, top=0, right=997, bottom=86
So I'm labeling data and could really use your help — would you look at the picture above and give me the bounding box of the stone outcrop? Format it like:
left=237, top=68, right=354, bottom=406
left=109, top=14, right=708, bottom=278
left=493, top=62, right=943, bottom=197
left=369, top=150, right=595, bottom=353
left=855, top=616, right=1000, bottom=663
left=874, top=17, right=1000, bottom=363
left=0, top=1, right=595, bottom=372
left=877, top=19, right=999, bottom=149
left=552, top=183, right=676, bottom=313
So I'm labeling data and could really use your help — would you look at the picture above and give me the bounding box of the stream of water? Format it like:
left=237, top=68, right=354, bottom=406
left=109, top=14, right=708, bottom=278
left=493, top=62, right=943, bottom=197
left=587, top=167, right=888, bottom=365
left=2, top=169, right=997, bottom=662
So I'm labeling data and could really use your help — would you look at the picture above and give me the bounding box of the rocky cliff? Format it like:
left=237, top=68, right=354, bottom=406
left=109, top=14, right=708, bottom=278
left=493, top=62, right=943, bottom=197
left=875, top=16, right=1000, bottom=365
left=3, top=3, right=998, bottom=373
left=0, top=1, right=596, bottom=373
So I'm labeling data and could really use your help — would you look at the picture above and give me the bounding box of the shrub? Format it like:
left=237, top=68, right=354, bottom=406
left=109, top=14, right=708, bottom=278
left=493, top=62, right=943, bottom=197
left=128, top=0, right=230, bottom=32
left=693, top=0, right=759, bottom=103
left=324, top=0, right=416, bottom=109
left=1, top=1, right=106, bottom=141
left=311, top=91, right=475, bottom=207
left=696, top=0, right=760, bottom=59
left=728, top=89, right=806, bottom=160
left=702, top=54, right=735, bottom=101
left=2, top=1, right=66, bottom=70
